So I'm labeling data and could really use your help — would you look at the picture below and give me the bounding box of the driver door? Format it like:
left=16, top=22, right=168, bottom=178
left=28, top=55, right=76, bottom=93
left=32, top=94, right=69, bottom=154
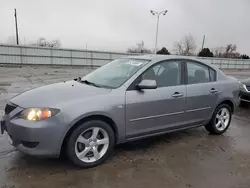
left=125, top=60, right=187, bottom=138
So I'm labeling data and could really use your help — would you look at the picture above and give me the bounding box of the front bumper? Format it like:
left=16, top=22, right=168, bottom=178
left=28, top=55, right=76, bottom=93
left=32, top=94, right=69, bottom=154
left=239, top=90, right=250, bottom=103
left=1, top=106, right=67, bottom=157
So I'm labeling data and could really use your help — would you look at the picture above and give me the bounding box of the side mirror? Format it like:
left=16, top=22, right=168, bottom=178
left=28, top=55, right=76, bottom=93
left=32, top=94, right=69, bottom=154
left=137, top=79, right=157, bottom=90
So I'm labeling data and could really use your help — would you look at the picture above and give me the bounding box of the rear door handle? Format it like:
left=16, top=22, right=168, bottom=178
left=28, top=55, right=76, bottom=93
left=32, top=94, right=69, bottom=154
left=172, top=92, right=183, bottom=98
left=210, top=88, right=218, bottom=93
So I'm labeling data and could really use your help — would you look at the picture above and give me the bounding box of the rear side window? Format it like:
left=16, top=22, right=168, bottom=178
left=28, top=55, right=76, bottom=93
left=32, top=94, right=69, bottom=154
left=209, top=68, right=216, bottom=82
left=186, top=61, right=210, bottom=84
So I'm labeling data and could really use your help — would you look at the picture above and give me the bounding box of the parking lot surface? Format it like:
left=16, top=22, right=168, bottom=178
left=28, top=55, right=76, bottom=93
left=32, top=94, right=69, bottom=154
left=0, top=67, right=250, bottom=188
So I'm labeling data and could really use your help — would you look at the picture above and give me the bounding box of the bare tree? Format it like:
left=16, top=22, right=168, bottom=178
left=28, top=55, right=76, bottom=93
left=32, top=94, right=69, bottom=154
left=36, top=37, right=47, bottom=47
left=4, top=36, right=17, bottom=45
left=212, top=46, right=225, bottom=57
left=49, top=40, right=61, bottom=48
left=127, top=41, right=152, bottom=54
left=224, top=44, right=237, bottom=57
left=32, top=37, right=61, bottom=48
left=174, top=35, right=197, bottom=55
left=225, top=44, right=237, bottom=53
left=212, top=44, right=238, bottom=58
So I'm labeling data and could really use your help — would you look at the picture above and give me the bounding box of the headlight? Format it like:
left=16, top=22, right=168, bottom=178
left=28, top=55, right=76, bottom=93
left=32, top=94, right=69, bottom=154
left=239, top=81, right=247, bottom=91
left=20, top=108, right=60, bottom=121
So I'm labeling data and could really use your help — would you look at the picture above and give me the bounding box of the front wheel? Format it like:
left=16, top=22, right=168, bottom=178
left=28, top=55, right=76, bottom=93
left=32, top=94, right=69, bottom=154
left=205, top=104, right=232, bottom=135
left=66, top=120, right=115, bottom=168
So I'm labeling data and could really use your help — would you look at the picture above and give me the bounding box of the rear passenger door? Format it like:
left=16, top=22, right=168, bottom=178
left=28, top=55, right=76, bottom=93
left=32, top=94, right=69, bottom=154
left=185, top=60, right=219, bottom=125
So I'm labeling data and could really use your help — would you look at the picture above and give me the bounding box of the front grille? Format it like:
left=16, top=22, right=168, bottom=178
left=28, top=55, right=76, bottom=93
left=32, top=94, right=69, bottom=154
left=4, top=103, right=17, bottom=115
left=241, top=95, right=250, bottom=101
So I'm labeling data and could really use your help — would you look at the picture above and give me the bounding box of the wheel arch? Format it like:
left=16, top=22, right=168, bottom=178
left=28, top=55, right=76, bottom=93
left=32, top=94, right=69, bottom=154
left=60, top=114, right=119, bottom=156
left=217, top=99, right=235, bottom=113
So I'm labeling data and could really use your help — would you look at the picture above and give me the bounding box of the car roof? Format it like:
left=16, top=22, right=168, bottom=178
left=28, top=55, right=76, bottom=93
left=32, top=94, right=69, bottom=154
left=125, top=54, right=204, bottom=62
left=123, top=54, right=229, bottom=81
left=124, top=54, right=219, bottom=70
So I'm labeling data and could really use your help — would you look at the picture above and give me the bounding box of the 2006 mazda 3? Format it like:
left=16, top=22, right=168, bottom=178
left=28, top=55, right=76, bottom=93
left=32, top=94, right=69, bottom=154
left=1, top=55, right=239, bottom=168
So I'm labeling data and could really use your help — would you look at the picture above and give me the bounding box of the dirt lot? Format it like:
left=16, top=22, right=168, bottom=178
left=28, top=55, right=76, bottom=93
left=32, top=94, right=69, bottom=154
left=0, top=67, right=250, bottom=188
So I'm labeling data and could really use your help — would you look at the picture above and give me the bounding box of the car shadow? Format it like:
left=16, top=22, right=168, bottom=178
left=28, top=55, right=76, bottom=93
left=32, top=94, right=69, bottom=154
left=5, top=127, right=207, bottom=170
left=115, top=127, right=206, bottom=152
left=2, top=125, right=236, bottom=188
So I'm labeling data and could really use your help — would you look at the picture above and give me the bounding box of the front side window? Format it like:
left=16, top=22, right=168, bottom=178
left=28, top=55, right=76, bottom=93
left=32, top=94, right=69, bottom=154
left=186, top=61, right=210, bottom=84
left=141, top=61, right=182, bottom=87
left=82, top=59, right=149, bottom=88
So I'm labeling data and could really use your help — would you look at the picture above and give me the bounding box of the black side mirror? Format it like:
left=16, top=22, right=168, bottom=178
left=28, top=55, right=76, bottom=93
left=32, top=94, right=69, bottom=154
left=137, top=80, right=157, bottom=90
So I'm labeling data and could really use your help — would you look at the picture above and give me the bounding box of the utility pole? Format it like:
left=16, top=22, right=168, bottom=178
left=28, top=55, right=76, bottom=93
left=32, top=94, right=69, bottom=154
left=201, top=35, right=206, bottom=50
left=14, top=9, right=19, bottom=45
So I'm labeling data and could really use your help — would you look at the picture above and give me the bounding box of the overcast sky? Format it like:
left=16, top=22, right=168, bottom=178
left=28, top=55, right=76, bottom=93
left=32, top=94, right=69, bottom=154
left=1, top=0, right=250, bottom=54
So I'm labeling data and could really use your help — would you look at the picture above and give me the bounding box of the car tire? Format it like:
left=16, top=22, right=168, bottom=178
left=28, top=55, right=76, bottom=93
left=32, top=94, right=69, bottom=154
left=66, top=120, right=115, bottom=168
left=205, top=104, right=232, bottom=135
left=239, top=100, right=249, bottom=108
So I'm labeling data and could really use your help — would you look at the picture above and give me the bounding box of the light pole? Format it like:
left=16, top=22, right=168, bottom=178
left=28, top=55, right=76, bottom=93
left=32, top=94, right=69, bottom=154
left=150, top=10, right=168, bottom=54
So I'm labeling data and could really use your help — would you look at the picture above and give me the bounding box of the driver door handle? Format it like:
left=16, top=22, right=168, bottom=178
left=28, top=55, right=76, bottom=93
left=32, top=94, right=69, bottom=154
left=210, top=88, right=218, bottom=93
left=172, top=92, right=183, bottom=98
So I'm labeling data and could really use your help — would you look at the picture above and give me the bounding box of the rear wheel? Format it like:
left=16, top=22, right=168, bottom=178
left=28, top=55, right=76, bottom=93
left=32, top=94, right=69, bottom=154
left=66, top=120, right=115, bottom=168
left=205, top=104, right=232, bottom=135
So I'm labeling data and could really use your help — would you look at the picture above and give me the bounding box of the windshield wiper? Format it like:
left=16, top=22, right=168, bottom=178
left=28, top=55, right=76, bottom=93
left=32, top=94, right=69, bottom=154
left=80, top=80, right=101, bottom=88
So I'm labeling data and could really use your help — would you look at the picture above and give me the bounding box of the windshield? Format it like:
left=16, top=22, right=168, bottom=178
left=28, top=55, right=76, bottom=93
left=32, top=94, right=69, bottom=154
left=81, top=59, right=149, bottom=89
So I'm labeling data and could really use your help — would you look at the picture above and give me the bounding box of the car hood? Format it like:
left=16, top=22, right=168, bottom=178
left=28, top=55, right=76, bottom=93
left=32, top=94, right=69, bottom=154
left=10, top=80, right=111, bottom=108
left=241, top=78, right=250, bottom=85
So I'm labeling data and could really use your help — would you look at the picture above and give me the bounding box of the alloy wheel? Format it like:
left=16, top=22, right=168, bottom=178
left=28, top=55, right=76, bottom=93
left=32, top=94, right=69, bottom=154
left=74, top=127, right=109, bottom=163
left=215, top=107, right=230, bottom=131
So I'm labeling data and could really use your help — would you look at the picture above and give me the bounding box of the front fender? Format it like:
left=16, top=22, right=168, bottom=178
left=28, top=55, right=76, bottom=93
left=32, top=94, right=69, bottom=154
left=66, top=111, right=125, bottom=143
left=56, top=91, right=126, bottom=152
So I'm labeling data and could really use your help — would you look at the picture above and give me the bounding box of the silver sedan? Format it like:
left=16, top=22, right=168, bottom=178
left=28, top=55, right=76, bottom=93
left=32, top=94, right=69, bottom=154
left=1, top=55, right=239, bottom=168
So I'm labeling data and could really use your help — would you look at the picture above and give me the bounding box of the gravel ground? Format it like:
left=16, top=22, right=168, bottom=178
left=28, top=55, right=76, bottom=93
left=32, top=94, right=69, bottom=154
left=0, top=67, right=250, bottom=188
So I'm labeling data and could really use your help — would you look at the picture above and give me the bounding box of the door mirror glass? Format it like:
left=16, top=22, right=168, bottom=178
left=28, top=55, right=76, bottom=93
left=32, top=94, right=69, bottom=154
left=137, top=80, right=157, bottom=90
